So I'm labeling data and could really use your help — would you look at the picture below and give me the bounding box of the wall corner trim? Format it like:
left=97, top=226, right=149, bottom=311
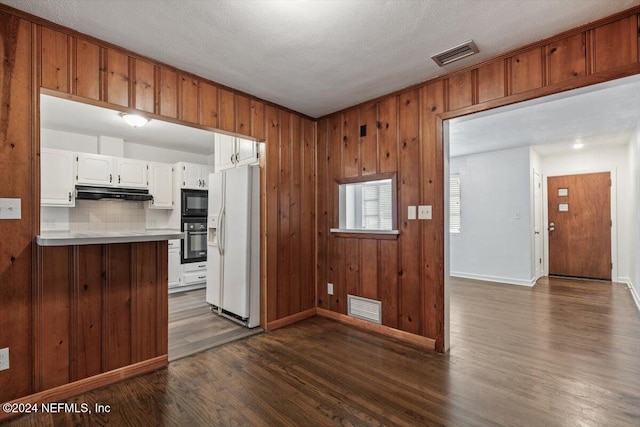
left=266, top=308, right=317, bottom=331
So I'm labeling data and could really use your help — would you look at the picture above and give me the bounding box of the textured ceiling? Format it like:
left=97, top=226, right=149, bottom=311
left=448, top=75, right=640, bottom=158
left=2, top=0, right=638, bottom=117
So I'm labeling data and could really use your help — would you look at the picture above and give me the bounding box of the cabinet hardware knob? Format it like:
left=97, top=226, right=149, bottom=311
left=109, top=174, right=112, bottom=183
left=68, top=192, right=72, bottom=201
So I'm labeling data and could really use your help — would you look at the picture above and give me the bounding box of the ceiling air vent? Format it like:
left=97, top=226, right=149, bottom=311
left=431, top=40, right=479, bottom=67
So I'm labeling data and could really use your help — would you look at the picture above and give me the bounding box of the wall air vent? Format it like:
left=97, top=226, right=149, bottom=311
left=431, top=40, right=479, bottom=67
left=347, top=295, right=381, bottom=324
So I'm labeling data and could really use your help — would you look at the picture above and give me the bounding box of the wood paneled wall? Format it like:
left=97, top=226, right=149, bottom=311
left=317, top=9, right=640, bottom=350
left=0, top=4, right=315, bottom=404
left=35, top=242, right=168, bottom=391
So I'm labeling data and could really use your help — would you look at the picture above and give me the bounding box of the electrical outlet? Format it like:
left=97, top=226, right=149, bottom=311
left=418, top=205, right=432, bottom=220
left=327, top=283, right=334, bottom=295
left=0, top=347, right=9, bottom=371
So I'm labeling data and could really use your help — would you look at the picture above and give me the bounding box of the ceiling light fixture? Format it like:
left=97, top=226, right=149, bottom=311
left=120, top=113, right=149, bottom=128
left=573, top=142, right=584, bottom=149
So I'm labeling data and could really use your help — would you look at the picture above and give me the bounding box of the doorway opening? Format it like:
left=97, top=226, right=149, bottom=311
left=444, top=73, right=640, bottom=350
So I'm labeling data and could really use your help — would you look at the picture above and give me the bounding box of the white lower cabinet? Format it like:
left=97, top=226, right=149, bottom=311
left=168, top=239, right=181, bottom=289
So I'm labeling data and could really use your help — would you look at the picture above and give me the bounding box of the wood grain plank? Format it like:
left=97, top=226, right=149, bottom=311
left=132, top=242, right=159, bottom=362
left=40, top=26, right=68, bottom=92
left=421, top=81, right=445, bottom=346
left=179, top=74, right=198, bottom=123
left=398, top=89, right=421, bottom=335
left=477, top=60, right=506, bottom=103
left=327, top=115, right=342, bottom=312
left=73, top=38, right=100, bottom=100
left=379, top=240, right=399, bottom=328
left=105, top=49, right=129, bottom=107
left=359, top=103, right=378, bottom=176
left=265, top=106, right=279, bottom=322
left=199, top=82, right=219, bottom=128
left=344, top=239, right=360, bottom=298
left=511, top=47, right=543, bottom=94
left=38, top=246, right=71, bottom=391
left=156, top=241, right=168, bottom=356
left=132, top=58, right=155, bottom=113
left=235, top=94, right=252, bottom=136
left=289, top=114, right=302, bottom=315
left=219, top=88, right=235, bottom=132
left=594, top=15, right=639, bottom=73
left=72, top=245, right=103, bottom=381
left=360, top=239, right=378, bottom=300
left=447, top=71, right=473, bottom=111
left=103, top=244, right=132, bottom=371
left=378, top=96, right=398, bottom=174
left=316, top=119, right=329, bottom=309
left=277, top=112, right=291, bottom=318
left=251, top=99, right=265, bottom=141
left=300, top=118, right=315, bottom=311
left=547, top=33, right=587, bottom=85
left=158, top=68, right=178, bottom=118
left=0, top=14, right=33, bottom=402
left=342, top=109, right=360, bottom=178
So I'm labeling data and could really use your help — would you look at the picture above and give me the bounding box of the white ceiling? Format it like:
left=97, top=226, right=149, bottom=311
left=40, top=95, right=216, bottom=155
left=2, top=0, right=638, bottom=117
left=448, top=75, right=640, bottom=158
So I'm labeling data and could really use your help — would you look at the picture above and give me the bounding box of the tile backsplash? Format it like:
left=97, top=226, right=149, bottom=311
left=69, top=200, right=146, bottom=232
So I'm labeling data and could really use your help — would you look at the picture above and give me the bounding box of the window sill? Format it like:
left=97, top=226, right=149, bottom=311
left=330, top=228, right=399, bottom=240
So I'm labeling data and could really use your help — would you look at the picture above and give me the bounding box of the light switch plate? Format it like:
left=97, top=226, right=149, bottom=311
left=0, top=198, right=21, bottom=220
left=0, top=347, right=9, bottom=371
left=327, top=283, right=334, bottom=295
left=418, top=205, right=432, bottom=220
left=408, top=206, right=417, bottom=220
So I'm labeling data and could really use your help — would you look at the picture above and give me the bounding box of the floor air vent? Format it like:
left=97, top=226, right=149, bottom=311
left=431, top=40, right=479, bottom=66
left=348, top=295, right=381, bottom=324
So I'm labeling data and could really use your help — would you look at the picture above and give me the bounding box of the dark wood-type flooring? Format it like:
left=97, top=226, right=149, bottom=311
left=168, top=289, right=262, bottom=361
left=5, top=277, right=640, bottom=426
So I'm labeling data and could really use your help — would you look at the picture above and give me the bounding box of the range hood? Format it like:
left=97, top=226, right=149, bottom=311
left=76, top=185, right=154, bottom=201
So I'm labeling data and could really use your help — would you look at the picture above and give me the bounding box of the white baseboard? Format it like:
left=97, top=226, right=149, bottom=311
left=620, top=277, right=640, bottom=313
left=450, top=272, right=536, bottom=287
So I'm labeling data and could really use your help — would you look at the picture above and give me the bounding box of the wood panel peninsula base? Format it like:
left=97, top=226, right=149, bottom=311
left=0, top=239, right=174, bottom=421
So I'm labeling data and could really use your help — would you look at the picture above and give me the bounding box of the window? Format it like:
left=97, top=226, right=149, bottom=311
left=450, top=174, right=461, bottom=233
left=333, top=173, right=398, bottom=234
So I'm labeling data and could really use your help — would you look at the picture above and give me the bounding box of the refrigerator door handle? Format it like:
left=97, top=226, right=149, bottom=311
left=218, top=209, right=225, bottom=254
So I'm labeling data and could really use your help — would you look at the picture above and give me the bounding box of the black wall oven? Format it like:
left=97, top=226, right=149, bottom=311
left=181, top=189, right=208, bottom=263
left=181, top=218, right=207, bottom=263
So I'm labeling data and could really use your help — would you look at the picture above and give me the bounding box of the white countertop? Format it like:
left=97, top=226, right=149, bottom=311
left=36, top=229, right=184, bottom=246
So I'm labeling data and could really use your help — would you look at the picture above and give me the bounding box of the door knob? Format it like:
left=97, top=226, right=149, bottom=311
left=549, top=227, right=555, bottom=232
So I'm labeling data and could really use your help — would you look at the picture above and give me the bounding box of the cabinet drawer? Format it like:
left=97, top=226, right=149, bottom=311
left=182, top=271, right=207, bottom=285
left=168, top=239, right=181, bottom=250
left=183, top=261, right=207, bottom=272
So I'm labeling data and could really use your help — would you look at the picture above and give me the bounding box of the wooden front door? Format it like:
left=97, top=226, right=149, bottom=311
left=547, top=172, right=611, bottom=280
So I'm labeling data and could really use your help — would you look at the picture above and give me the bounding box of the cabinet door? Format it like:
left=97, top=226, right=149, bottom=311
left=116, top=158, right=148, bottom=188
left=42, top=148, right=75, bottom=206
left=215, top=133, right=236, bottom=171
left=168, top=248, right=181, bottom=288
left=181, top=163, right=202, bottom=189
left=148, top=162, right=173, bottom=209
left=199, top=165, right=214, bottom=190
left=76, top=153, right=114, bottom=186
left=236, top=137, right=258, bottom=166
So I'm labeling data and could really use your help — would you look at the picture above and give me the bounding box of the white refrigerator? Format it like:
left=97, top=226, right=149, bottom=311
left=206, top=165, right=260, bottom=328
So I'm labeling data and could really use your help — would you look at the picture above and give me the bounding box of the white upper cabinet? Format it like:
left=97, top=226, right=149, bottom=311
left=215, top=133, right=258, bottom=171
left=116, top=158, right=148, bottom=188
left=41, top=148, right=75, bottom=206
left=236, top=137, right=258, bottom=167
left=76, top=153, right=114, bottom=186
left=148, top=162, right=173, bottom=209
left=216, top=134, right=236, bottom=171
left=177, top=162, right=214, bottom=189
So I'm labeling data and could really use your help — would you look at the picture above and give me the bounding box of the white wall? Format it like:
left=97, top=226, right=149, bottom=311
left=125, top=142, right=214, bottom=165
left=540, top=144, right=631, bottom=283
left=628, top=120, right=640, bottom=310
left=450, top=146, right=534, bottom=285
left=41, top=128, right=98, bottom=152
